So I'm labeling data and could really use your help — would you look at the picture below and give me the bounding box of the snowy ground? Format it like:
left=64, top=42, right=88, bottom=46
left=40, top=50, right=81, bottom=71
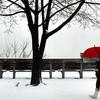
left=0, top=71, right=99, bottom=100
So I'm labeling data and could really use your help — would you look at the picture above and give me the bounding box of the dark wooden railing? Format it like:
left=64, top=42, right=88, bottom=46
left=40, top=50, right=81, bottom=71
left=0, top=58, right=96, bottom=79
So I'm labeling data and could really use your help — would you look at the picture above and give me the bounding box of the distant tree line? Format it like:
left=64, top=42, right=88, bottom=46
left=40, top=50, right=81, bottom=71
left=0, top=39, right=32, bottom=58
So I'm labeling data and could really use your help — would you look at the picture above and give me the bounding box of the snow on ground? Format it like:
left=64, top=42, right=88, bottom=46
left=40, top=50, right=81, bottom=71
left=0, top=71, right=99, bottom=100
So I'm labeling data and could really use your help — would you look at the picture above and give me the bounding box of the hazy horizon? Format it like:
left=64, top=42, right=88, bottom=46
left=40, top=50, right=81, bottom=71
left=0, top=20, right=100, bottom=58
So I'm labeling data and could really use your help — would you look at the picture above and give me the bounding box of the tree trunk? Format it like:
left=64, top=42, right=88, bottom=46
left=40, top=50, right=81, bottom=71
left=30, top=27, right=41, bottom=85
left=30, top=33, right=47, bottom=86
left=30, top=53, right=41, bottom=85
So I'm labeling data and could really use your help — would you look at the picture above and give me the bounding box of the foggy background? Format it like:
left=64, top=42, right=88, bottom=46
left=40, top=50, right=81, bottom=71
left=0, top=19, right=100, bottom=58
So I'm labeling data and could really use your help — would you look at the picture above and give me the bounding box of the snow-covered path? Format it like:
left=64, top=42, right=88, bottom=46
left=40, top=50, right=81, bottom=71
left=0, top=72, right=99, bottom=100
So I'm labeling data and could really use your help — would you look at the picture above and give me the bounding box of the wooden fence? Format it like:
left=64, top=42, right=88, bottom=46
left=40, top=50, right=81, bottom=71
left=0, top=58, right=96, bottom=79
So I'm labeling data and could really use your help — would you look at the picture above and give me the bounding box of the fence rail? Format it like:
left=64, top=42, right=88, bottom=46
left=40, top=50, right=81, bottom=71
left=0, top=58, right=96, bottom=79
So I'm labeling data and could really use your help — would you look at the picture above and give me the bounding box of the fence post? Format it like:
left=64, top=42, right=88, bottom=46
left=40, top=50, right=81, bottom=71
left=62, top=61, right=65, bottom=78
left=13, top=63, right=16, bottom=79
left=49, top=63, right=52, bottom=78
left=80, top=53, right=83, bottom=78
left=79, top=60, right=83, bottom=78
left=0, top=63, right=3, bottom=78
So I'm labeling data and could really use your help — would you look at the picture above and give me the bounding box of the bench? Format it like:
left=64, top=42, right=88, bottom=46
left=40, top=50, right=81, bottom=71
left=0, top=58, right=96, bottom=79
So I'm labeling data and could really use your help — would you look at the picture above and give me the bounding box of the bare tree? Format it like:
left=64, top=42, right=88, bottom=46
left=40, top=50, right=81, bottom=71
left=19, top=40, right=32, bottom=58
left=11, top=40, right=19, bottom=58
left=0, top=0, right=100, bottom=85
left=2, top=44, right=12, bottom=58
left=0, top=39, right=32, bottom=58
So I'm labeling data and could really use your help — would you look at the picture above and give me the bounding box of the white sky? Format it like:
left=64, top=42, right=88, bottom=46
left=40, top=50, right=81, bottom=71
left=0, top=19, right=100, bottom=58
left=46, top=24, right=100, bottom=58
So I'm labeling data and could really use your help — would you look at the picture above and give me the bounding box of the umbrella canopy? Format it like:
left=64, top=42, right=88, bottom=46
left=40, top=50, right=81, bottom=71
left=82, top=47, right=100, bottom=58
left=82, top=47, right=100, bottom=62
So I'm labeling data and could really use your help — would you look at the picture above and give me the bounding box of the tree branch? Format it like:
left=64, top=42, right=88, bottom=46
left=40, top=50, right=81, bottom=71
left=21, top=0, right=35, bottom=14
left=50, top=1, right=80, bottom=19
left=0, top=11, right=25, bottom=16
left=39, top=3, right=49, bottom=13
left=85, top=2, right=100, bottom=5
left=7, top=0, right=25, bottom=10
left=45, top=0, right=53, bottom=30
left=2, top=0, right=19, bottom=10
left=46, top=0, right=84, bottom=38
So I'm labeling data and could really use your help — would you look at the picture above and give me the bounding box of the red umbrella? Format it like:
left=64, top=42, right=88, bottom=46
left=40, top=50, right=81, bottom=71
left=82, top=47, right=100, bottom=62
left=82, top=47, right=100, bottom=58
